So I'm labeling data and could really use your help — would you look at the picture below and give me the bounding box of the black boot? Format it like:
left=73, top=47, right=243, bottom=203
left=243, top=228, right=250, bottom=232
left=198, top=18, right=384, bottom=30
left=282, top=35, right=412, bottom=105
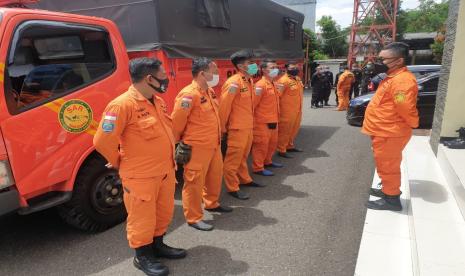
left=134, top=245, right=169, bottom=276
left=446, top=139, right=465, bottom=149
left=370, top=187, right=402, bottom=197
left=153, top=235, right=187, bottom=259
left=370, top=187, right=385, bottom=197
left=366, top=194, right=402, bottom=211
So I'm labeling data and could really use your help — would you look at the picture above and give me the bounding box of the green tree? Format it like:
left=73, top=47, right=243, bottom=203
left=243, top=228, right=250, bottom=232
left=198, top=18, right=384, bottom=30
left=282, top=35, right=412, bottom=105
left=397, top=0, right=449, bottom=34
left=431, top=25, right=446, bottom=64
left=317, top=16, right=348, bottom=58
left=303, top=28, right=328, bottom=61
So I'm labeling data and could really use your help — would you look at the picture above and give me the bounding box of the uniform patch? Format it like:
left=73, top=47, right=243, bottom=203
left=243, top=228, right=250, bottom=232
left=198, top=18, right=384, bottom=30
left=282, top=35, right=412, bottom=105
left=200, top=96, right=207, bottom=104
left=104, top=112, right=117, bottom=121
left=102, top=121, right=115, bottom=133
left=276, top=83, right=285, bottom=92
left=394, top=91, right=407, bottom=104
left=255, top=87, right=263, bottom=96
left=229, top=83, right=239, bottom=94
left=181, top=96, right=192, bottom=109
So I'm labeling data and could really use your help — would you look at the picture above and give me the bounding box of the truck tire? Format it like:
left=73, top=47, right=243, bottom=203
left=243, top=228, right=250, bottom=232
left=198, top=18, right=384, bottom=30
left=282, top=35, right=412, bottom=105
left=58, top=154, right=126, bottom=232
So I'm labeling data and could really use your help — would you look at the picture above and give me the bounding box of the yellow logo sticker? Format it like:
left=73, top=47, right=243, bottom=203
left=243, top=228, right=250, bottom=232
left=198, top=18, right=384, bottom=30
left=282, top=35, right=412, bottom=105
left=58, top=99, right=93, bottom=133
left=394, top=91, right=406, bottom=104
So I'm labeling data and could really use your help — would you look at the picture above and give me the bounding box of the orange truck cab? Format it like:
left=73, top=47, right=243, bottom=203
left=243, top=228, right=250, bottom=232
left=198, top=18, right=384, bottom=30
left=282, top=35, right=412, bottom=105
left=0, top=0, right=304, bottom=231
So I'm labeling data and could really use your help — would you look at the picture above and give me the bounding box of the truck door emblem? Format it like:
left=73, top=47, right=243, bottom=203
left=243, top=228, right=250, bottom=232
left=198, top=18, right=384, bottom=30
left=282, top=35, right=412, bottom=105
left=59, top=99, right=93, bottom=133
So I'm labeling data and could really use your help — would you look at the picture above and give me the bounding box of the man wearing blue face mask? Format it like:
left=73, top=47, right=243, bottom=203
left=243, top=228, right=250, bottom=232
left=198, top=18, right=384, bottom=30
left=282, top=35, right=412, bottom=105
left=219, top=50, right=265, bottom=200
left=251, top=59, right=283, bottom=176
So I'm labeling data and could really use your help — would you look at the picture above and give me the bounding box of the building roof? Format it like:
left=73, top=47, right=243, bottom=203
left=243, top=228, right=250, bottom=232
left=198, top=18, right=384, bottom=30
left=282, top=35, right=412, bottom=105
left=272, top=0, right=316, bottom=5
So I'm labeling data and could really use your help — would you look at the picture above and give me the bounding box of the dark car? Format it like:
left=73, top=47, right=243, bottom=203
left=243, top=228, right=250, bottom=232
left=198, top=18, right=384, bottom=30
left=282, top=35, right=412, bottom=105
left=368, top=65, right=441, bottom=92
left=347, top=72, right=440, bottom=128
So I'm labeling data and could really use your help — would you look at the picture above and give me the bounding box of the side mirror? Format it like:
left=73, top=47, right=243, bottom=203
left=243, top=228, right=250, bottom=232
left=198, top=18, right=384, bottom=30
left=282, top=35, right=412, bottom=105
left=418, top=84, right=424, bottom=91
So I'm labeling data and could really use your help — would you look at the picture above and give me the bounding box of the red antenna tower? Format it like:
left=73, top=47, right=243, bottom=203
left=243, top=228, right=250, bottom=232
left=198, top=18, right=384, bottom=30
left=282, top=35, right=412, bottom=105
left=347, top=0, right=399, bottom=67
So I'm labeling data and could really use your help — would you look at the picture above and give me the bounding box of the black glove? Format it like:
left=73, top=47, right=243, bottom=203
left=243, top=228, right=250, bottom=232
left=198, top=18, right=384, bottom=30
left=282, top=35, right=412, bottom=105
left=175, top=142, right=192, bottom=165
left=267, top=123, right=277, bottom=129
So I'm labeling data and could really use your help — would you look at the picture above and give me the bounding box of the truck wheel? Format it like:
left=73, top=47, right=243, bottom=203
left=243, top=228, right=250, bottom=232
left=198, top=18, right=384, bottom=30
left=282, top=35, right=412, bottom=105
left=58, top=154, right=126, bottom=232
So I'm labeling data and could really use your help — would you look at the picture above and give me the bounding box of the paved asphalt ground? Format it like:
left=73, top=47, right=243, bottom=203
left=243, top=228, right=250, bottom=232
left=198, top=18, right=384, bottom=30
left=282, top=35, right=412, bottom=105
left=0, top=90, right=375, bottom=276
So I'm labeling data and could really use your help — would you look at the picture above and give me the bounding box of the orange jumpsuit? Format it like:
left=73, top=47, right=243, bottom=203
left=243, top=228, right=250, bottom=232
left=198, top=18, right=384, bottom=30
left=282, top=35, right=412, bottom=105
left=337, top=70, right=355, bottom=111
left=276, top=73, right=304, bottom=153
left=219, top=73, right=254, bottom=192
left=171, top=80, right=223, bottom=224
left=362, top=67, right=419, bottom=196
left=93, top=85, right=176, bottom=249
left=252, top=76, right=280, bottom=172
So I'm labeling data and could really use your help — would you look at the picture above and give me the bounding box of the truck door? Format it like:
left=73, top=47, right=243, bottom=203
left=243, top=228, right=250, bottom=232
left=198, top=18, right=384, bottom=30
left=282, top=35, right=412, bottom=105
left=0, top=15, right=128, bottom=200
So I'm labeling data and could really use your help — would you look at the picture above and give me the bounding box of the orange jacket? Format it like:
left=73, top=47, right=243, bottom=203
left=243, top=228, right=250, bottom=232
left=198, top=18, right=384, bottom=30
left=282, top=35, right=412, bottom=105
left=253, top=76, right=279, bottom=124
left=171, top=80, right=221, bottom=148
left=362, top=67, right=419, bottom=137
left=93, top=85, right=175, bottom=178
left=337, top=70, right=354, bottom=92
left=219, top=72, right=254, bottom=132
left=276, top=73, right=303, bottom=123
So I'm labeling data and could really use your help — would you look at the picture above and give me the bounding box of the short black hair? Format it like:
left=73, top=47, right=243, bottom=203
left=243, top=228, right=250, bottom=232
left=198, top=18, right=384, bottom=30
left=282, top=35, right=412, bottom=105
left=129, top=57, right=162, bottom=83
left=285, top=60, right=298, bottom=68
left=230, top=50, right=254, bottom=68
left=260, top=59, right=276, bottom=70
left=383, top=42, right=410, bottom=60
left=192, top=57, right=212, bottom=77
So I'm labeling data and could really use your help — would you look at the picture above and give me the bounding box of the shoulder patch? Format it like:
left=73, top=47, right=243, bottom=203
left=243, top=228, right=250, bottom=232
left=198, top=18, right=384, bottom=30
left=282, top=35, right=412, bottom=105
left=255, top=86, right=263, bottom=96
left=229, top=82, right=239, bottom=94
left=394, top=91, right=407, bottom=104
left=181, top=95, right=193, bottom=109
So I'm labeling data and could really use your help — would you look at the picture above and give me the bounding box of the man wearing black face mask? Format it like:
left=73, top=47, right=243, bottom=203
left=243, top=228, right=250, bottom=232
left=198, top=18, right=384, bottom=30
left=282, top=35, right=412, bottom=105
left=322, top=65, right=333, bottom=106
left=94, top=57, right=185, bottom=276
left=362, top=42, right=419, bottom=212
left=310, top=66, right=325, bottom=108
left=276, top=61, right=304, bottom=157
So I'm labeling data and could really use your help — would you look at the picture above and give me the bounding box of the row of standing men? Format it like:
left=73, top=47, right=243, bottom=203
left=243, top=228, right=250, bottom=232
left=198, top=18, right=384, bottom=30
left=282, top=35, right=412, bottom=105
left=92, top=50, right=304, bottom=276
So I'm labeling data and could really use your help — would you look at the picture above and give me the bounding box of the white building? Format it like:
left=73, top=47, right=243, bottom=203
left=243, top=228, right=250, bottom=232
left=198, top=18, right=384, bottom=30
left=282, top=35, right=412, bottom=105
left=272, top=0, right=317, bottom=31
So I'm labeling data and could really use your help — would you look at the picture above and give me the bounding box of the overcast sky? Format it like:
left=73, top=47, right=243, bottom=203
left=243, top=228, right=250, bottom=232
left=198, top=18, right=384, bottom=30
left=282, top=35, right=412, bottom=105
left=315, top=0, right=440, bottom=31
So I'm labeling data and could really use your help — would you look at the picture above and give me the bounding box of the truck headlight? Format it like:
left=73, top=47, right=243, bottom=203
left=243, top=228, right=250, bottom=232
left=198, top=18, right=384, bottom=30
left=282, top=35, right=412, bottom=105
left=0, top=160, right=15, bottom=189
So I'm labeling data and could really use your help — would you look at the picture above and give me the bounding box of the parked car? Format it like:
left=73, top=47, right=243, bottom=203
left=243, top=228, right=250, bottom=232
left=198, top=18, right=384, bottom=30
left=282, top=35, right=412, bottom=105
left=368, top=65, right=441, bottom=92
left=347, top=71, right=440, bottom=128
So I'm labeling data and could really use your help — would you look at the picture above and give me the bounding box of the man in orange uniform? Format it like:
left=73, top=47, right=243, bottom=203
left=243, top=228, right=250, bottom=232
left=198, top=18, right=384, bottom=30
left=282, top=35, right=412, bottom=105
left=94, top=58, right=186, bottom=276
left=336, top=66, right=355, bottom=111
left=363, top=42, right=419, bottom=211
left=171, top=58, right=233, bottom=231
left=276, top=62, right=304, bottom=158
left=219, top=50, right=265, bottom=200
left=251, top=59, right=283, bottom=176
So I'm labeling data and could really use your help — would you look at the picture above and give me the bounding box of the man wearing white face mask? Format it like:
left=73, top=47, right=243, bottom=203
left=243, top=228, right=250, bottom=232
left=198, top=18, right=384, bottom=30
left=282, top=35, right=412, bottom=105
left=251, top=59, right=283, bottom=176
left=171, top=57, right=232, bottom=231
